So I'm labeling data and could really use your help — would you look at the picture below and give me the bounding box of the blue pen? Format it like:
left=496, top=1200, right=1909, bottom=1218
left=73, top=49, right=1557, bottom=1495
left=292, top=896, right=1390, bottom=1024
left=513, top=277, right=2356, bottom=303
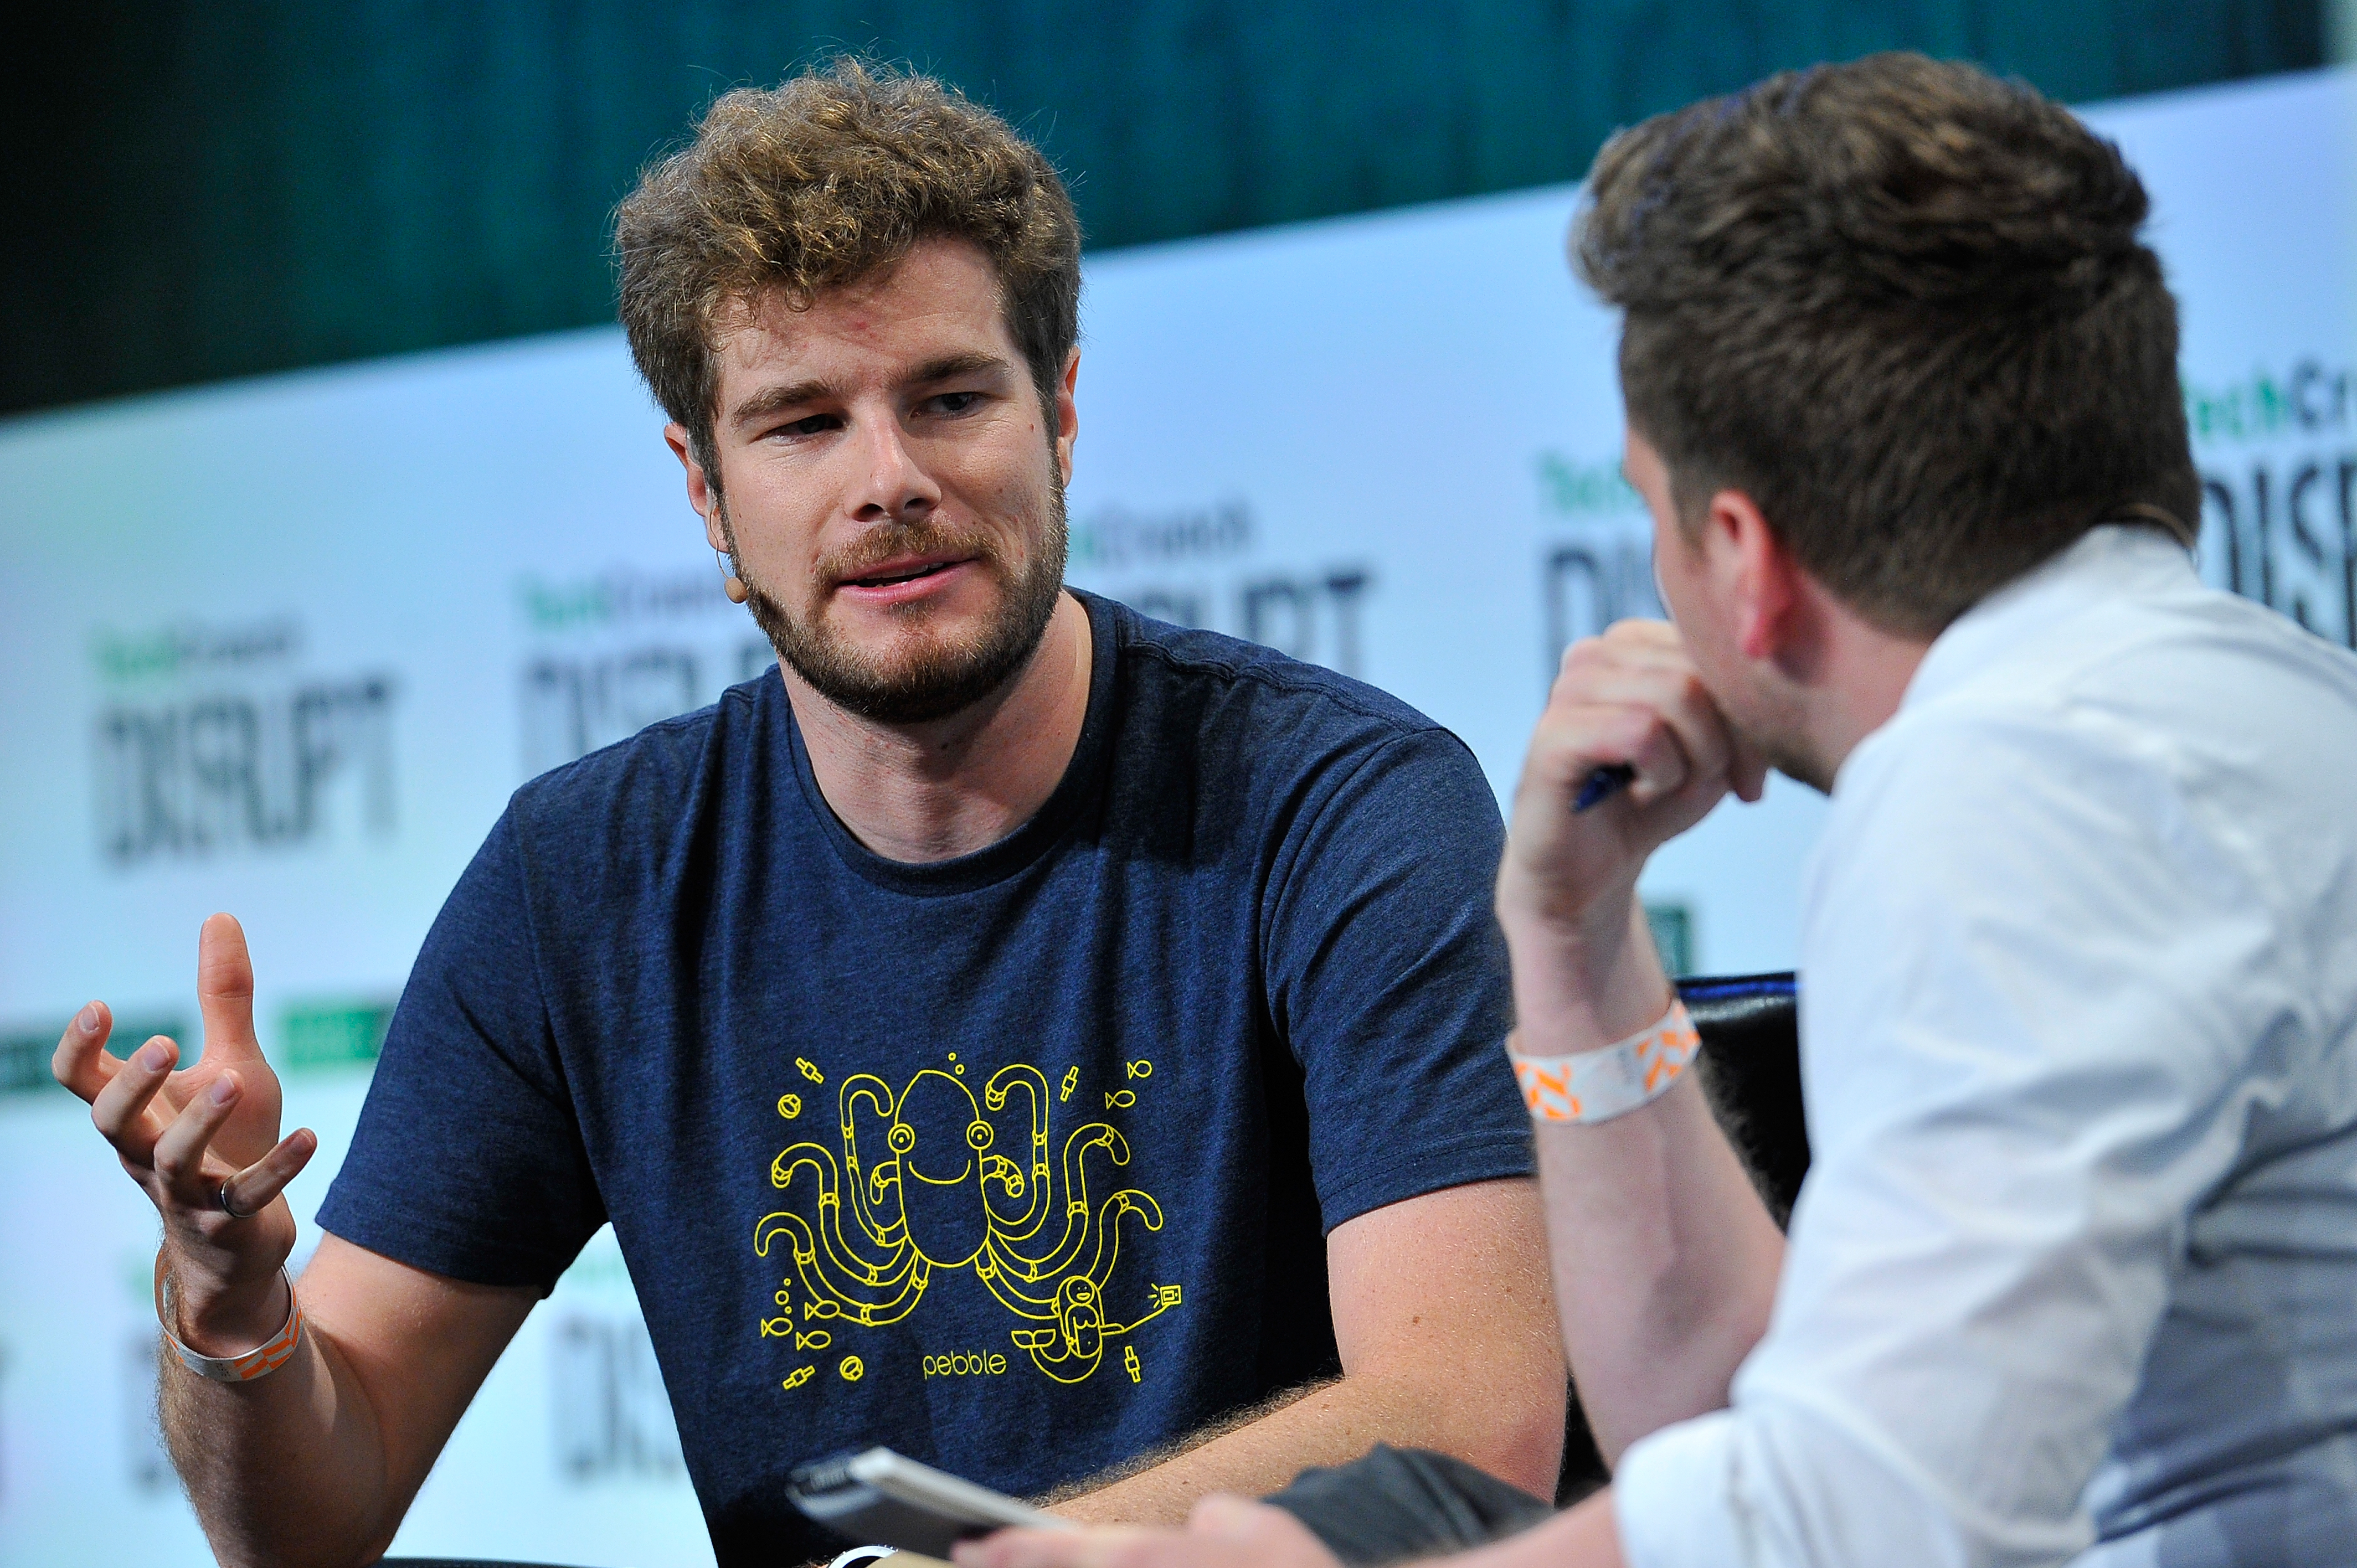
left=1572, top=763, right=1636, bottom=813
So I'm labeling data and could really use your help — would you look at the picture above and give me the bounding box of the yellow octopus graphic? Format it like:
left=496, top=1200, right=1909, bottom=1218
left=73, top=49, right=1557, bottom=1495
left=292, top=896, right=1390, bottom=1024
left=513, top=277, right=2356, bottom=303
left=755, top=1064, right=1182, bottom=1383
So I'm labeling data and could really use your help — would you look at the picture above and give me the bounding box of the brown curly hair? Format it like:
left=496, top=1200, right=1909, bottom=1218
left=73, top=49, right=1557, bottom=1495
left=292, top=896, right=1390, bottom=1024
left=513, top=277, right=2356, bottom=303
left=1576, top=53, right=2198, bottom=636
left=615, top=59, right=1082, bottom=484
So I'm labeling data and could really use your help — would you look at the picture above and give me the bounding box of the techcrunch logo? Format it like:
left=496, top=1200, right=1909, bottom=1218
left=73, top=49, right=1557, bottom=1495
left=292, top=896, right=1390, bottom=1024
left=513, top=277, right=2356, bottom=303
left=1107, top=568, right=1374, bottom=678
left=90, top=617, right=301, bottom=683
left=923, top=1352, right=1008, bottom=1378
left=1537, top=451, right=1644, bottom=517
left=514, top=566, right=776, bottom=778
left=2190, top=358, right=2357, bottom=649
left=1069, top=500, right=1252, bottom=571
left=517, top=567, right=732, bottom=633
left=2185, top=360, right=2351, bottom=446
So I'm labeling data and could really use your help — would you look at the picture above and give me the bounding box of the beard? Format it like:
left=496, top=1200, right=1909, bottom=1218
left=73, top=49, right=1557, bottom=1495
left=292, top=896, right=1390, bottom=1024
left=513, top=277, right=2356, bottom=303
left=727, top=478, right=1069, bottom=726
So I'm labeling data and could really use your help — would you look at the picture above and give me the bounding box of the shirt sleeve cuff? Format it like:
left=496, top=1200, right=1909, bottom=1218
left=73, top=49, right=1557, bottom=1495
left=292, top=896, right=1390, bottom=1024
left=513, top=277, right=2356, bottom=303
left=1613, top=1411, right=1751, bottom=1568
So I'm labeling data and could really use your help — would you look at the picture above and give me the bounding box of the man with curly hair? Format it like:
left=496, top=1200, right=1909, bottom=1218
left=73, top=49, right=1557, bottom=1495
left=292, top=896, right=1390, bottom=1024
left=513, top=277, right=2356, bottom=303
left=964, top=50, right=2357, bottom=1568
left=54, top=59, right=1567, bottom=1568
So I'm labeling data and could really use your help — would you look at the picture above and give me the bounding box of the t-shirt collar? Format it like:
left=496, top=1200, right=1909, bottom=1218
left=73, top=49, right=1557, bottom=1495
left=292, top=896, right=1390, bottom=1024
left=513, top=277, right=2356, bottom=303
left=777, top=589, right=1121, bottom=895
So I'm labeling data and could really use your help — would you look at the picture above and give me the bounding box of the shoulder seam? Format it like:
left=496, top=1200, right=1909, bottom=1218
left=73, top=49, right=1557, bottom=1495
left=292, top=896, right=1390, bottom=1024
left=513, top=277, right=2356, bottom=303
left=1118, top=626, right=1439, bottom=740
left=1260, top=722, right=1478, bottom=968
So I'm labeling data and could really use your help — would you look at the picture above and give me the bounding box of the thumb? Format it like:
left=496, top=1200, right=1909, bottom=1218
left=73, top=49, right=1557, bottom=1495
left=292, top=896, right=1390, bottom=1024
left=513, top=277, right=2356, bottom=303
left=195, top=912, right=265, bottom=1065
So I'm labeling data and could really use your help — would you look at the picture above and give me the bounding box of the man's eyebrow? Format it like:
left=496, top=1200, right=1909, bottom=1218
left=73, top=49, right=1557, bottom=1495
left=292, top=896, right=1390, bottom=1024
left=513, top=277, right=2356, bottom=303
left=908, top=351, right=1013, bottom=385
left=725, top=353, right=1012, bottom=431
left=728, top=378, right=836, bottom=430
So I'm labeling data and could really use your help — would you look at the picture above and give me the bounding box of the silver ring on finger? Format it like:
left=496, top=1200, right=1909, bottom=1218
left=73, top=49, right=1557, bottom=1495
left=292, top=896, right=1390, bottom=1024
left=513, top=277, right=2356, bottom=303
left=217, top=1177, right=253, bottom=1221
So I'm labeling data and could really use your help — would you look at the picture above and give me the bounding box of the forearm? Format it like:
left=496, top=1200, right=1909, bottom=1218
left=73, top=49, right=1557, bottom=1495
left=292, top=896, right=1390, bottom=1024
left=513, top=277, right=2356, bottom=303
left=1536, top=1075, right=1781, bottom=1462
left=159, top=1311, right=403, bottom=1568
left=156, top=1235, right=528, bottom=1568
left=1061, top=1360, right=1563, bottom=1525
left=1509, top=902, right=1783, bottom=1462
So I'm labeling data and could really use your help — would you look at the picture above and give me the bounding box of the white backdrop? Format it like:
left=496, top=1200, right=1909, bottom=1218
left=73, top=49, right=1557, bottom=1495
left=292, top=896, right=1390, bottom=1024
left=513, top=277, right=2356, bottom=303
left=2, top=66, right=2350, bottom=1568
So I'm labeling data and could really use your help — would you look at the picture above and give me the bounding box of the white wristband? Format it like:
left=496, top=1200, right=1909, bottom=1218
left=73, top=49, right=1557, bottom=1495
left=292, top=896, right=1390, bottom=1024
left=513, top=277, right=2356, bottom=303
left=155, top=1254, right=304, bottom=1384
left=1509, top=999, right=1699, bottom=1124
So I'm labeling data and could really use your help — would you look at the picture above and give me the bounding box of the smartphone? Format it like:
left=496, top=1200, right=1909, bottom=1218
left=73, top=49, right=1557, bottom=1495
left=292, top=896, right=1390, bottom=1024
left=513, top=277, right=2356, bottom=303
left=788, top=1446, right=1074, bottom=1557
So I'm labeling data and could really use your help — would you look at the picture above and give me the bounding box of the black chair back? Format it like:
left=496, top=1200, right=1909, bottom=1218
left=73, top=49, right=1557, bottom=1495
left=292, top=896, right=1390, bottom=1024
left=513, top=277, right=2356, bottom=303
left=1683, top=972, right=1807, bottom=1224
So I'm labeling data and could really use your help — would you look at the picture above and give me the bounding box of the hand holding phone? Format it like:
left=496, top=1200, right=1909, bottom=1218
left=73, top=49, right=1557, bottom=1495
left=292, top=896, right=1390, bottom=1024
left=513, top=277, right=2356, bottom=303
left=789, top=1447, right=1075, bottom=1558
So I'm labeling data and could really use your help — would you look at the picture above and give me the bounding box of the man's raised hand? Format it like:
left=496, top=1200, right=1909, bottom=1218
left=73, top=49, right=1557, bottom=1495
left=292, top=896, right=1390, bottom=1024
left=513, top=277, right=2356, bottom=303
left=1495, top=621, right=1767, bottom=1045
left=53, top=912, right=319, bottom=1353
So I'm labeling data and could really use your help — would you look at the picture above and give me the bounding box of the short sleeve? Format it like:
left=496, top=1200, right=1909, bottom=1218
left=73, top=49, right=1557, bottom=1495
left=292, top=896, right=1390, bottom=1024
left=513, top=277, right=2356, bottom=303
left=315, top=807, right=606, bottom=1291
left=1261, top=726, right=1530, bottom=1230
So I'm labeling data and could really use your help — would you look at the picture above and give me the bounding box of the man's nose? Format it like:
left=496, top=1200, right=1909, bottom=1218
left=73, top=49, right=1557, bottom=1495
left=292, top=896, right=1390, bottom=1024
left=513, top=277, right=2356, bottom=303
left=848, top=415, right=940, bottom=522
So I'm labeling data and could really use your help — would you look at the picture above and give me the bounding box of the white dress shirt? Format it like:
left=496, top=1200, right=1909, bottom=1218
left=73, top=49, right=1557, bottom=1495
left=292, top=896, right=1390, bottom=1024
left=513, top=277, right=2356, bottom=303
left=1613, top=526, right=2357, bottom=1567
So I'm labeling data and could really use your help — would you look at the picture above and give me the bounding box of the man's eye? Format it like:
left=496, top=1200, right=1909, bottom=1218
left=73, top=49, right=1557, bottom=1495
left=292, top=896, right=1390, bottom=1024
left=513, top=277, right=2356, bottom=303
left=776, top=414, right=838, bottom=439
left=932, top=391, right=982, bottom=415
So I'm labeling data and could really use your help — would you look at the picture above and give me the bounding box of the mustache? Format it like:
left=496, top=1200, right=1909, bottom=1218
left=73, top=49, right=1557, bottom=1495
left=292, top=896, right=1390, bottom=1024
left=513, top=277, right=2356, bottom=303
left=817, top=519, right=1002, bottom=585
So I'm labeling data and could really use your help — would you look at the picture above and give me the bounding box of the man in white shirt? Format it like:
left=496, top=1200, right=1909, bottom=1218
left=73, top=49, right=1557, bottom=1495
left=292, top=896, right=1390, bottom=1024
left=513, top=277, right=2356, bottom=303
left=961, top=50, right=2357, bottom=1568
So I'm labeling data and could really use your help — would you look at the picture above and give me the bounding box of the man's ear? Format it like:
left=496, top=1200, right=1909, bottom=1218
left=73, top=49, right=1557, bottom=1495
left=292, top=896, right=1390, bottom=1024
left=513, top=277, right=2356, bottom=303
left=664, top=421, right=728, bottom=551
left=1711, top=489, right=1804, bottom=665
left=1053, top=348, right=1080, bottom=486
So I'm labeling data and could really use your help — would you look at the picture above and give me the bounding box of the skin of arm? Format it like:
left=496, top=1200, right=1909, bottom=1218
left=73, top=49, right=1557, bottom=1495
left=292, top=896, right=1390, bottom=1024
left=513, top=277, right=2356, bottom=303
left=1532, top=1065, right=1783, bottom=1463
left=963, top=1175, right=1612, bottom=1566
left=1494, top=622, right=1787, bottom=1460
left=1059, top=1177, right=1567, bottom=1521
left=159, top=1238, right=536, bottom=1568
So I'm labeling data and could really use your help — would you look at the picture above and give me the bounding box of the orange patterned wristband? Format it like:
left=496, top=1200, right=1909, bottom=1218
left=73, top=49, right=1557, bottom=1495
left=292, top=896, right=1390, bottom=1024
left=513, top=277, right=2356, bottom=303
left=1509, top=999, right=1700, bottom=1124
left=155, top=1254, right=305, bottom=1384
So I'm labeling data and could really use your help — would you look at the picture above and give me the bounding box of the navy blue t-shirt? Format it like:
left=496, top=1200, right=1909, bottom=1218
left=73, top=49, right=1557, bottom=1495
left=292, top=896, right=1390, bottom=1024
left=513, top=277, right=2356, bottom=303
left=321, top=592, right=1529, bottom=1565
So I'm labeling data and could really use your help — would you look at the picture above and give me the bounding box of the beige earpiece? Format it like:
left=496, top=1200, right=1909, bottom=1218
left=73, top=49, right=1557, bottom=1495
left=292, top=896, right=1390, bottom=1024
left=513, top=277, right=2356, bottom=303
left=715, top=546, right=749, bottom=604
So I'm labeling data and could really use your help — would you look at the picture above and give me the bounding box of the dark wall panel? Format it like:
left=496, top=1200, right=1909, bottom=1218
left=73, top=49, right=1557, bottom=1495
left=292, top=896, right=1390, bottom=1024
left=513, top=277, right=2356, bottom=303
left=3, top=1, right=2325, bottom=415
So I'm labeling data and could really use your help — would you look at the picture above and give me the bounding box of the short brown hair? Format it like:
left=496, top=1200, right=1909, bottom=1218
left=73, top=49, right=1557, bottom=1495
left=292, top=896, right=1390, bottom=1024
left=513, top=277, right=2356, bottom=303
left=615, top=59, right=1082, bottom=481
left=1576, top=53, right=2198, bottom=636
